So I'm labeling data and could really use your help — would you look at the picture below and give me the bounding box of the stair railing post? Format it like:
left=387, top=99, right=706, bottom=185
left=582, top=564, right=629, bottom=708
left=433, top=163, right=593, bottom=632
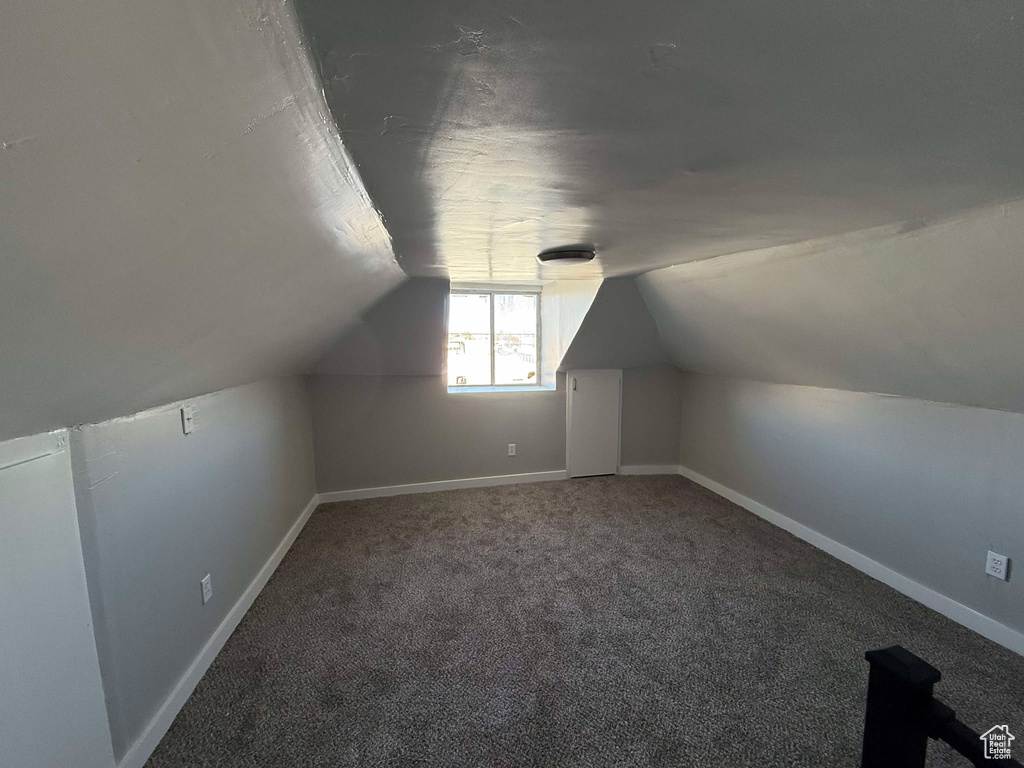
left=861, top=645, right=942, bottom=768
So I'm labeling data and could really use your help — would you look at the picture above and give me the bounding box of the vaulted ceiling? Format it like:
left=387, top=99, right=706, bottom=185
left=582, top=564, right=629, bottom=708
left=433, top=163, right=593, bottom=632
left=0, top=0, right=403, bottom=441
left=4, top=0, right=1024, bottom=442
left=640, top=199, right=1024, bottom=414
left=296, top=0, right=1024, bottom=281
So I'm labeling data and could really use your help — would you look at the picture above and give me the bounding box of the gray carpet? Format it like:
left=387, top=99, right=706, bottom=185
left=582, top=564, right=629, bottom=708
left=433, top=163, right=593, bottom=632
left=147, top=475, right=1023, bottom=767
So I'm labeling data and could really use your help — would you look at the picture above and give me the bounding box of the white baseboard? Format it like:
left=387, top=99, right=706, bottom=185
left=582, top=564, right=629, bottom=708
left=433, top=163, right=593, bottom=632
left=118, top=493, right=321, bottom=768
left=676, top=464, right=1024, bottom=656
left=618, top=465, right=680, bottom=475
left=318, top=470, right=568, bottom=503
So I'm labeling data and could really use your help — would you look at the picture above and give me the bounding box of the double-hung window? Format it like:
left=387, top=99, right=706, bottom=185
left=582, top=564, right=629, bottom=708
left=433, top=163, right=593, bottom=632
left=447, top=290, right=540, bottom=388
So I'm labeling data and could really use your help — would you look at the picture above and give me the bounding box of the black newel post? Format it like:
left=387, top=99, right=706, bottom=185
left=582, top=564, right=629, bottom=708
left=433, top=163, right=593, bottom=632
left=860, top=645, right=942, bottom=768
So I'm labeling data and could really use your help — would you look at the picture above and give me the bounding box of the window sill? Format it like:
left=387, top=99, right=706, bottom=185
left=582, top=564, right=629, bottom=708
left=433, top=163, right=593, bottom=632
left=447, top=385, right=555, bottom=394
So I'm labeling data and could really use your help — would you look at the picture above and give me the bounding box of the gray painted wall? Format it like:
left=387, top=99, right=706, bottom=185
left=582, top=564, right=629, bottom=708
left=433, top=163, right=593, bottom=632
left=71, top=377, right=316, bottom=760
left=310, top=375, right=567, bottom=491
left=678, top=373, right=1024, bottom=636
left=311, top=365, right=682, bottom=491
left=315, top=278, right=449, bottom=375
left=621, top=364, right=683, bottom=467
left=640, top=199, right=1024, bottom=414
left=0, top=432, right=115, bottom=768
left=560, top=278, right=667, bottom=371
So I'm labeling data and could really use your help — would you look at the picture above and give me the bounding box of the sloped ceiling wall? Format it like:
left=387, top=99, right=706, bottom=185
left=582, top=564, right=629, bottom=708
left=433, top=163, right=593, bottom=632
left=540, top=279, right=602, bottom=385
left=639, top=200, right=1024, bottom=414
left=315, top=278, right=449, bottom=376
left=314, top=276, right=661, bottom=378
left=560, top=278, right=666, bottom=371
left=0, top=0, right=404, bottom=442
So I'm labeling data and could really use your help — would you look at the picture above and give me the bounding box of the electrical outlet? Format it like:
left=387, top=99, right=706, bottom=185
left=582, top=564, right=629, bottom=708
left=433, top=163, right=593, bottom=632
left=985, top=551, right=1009, bottom=581
left=201, top=574, right=213, bottom=603
left=508, top=443, right=516, bottom=456
left=181, top=405, right=195, bottom=435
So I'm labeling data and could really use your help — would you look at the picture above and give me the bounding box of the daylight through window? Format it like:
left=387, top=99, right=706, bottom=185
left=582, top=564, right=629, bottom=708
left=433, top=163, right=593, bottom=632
left=447, top=291, right=539, bottom=387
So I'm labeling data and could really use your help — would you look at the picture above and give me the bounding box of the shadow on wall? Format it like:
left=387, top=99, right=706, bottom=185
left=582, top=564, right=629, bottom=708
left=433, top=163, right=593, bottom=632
left=313, top=278, right=450, bottom=376
left=560, top=277, right=668, bottom=371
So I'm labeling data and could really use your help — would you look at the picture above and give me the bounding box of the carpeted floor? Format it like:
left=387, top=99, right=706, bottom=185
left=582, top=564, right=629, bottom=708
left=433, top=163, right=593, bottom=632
left=147, top=475, right=1023, bottom=767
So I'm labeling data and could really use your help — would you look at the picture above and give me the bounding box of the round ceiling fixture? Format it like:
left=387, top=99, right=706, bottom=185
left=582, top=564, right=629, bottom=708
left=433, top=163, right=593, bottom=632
left=536, top=246, right=596, bottom=265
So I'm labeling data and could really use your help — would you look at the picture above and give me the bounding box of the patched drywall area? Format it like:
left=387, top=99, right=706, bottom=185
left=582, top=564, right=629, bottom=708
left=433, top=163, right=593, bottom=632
left=678, top=373, right=1024, bottom=640
left=640, top=200, right=1024, bottom=414
left=71, top=378, right=316, bottom=760
left=0, top=0, right=404, bottom=442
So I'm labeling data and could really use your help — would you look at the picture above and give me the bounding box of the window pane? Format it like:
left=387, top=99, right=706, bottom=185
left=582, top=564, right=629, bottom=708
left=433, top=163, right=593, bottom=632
left=494, top=293, right=538, bottom=385
left=448, top=293, right=491, bottom=386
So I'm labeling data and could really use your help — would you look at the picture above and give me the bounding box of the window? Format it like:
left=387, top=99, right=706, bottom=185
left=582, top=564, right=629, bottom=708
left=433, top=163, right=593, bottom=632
left=447, top=290, right=540, bottom=387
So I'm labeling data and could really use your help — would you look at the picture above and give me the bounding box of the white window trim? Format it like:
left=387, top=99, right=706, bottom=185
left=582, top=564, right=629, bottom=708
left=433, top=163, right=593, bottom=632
left=447, top=288, right=542, bottom=390
left=446, top=384, right=554, bottom=394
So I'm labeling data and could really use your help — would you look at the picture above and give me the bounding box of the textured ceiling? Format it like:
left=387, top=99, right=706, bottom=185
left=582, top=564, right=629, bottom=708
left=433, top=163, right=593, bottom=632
left=0, top=0, right=404, bottom=441
left=297, top=0, right=1024, bottom=282
left=6, top=0, right=1024, bottom=441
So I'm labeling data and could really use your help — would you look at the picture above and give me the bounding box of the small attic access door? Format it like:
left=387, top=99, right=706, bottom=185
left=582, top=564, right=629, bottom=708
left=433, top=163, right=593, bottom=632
left=566, top=369, right=622, bottom=478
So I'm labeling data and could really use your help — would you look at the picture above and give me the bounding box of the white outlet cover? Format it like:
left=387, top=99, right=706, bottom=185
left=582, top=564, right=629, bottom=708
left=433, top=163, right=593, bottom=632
left=201, top=574, right=213, bottom=603
left=985, top=551, right=1009, bottom=581
left=508, top=443, right=516, bottom=456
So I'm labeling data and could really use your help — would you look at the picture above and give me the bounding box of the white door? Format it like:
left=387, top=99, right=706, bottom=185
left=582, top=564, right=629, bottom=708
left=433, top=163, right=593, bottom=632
left=567, top=369, right=622, bottom=478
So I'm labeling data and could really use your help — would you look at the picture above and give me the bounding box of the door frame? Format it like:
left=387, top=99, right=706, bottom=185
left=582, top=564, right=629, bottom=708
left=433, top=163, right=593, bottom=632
left=565, top=369, right=622, bottom=478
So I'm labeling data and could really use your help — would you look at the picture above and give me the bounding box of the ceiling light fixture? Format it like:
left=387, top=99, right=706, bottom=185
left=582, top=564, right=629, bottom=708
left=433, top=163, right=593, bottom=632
left=536, top=246, right=597, bottom=265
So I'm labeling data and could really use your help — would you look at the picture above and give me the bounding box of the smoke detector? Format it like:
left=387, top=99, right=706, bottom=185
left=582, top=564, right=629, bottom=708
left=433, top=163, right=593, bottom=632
left=536, top=246, right=596, bottom=265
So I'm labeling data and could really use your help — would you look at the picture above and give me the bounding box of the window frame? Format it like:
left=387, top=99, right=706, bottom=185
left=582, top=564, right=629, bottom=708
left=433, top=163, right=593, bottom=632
left=448, top=288, right=542, bottom=389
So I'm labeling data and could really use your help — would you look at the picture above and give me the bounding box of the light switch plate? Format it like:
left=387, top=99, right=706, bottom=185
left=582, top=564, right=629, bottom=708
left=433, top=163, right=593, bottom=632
left=181, top=406, right=194, bottom=435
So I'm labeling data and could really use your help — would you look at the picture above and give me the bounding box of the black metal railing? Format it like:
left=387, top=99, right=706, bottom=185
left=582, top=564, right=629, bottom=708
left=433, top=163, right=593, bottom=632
left=861, top=645, right=1021, bottom=767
